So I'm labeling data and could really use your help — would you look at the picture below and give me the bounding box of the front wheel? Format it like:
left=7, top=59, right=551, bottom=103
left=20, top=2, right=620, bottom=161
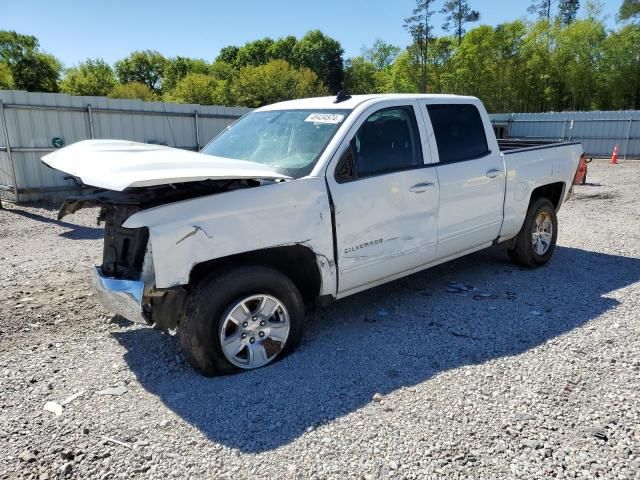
left=508, top=198, right=558, bottom=267
left=179, top=266, right=305, bottom=376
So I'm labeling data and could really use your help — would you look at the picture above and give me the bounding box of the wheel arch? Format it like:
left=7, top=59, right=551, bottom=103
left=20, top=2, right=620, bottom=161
left=188, top=244, right=323, bottom=306
left=529, top=181, right=566, bottom=210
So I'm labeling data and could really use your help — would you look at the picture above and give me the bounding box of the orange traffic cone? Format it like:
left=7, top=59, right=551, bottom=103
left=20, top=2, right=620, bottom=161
left=610, top=144, right=619, bottom=165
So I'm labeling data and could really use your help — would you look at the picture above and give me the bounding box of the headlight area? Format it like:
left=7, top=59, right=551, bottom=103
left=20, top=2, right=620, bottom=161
left=139, top=242, right=187, bottom=332
left=97, top=203, right=185, bottom=328
left=93, top=235, right=187, bottom=330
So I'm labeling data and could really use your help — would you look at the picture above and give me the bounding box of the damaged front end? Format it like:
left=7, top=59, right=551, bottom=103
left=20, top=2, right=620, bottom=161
left=62, top=179, right=261, bottom=329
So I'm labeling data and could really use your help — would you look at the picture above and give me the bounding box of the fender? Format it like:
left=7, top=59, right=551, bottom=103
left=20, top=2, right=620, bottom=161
left=123, top=177, right=337, bottom=295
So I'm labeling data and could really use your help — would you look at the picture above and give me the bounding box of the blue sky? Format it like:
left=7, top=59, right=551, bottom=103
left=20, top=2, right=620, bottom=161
left=4, top=0, right=622, bottom=67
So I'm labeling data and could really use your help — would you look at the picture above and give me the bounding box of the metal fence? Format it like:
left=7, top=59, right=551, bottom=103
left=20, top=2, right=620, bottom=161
left=490, top=110, right=640, bottom=160
left=0, top=90, right=251, bottom=202
left=2, top=93, right=638, bottom=203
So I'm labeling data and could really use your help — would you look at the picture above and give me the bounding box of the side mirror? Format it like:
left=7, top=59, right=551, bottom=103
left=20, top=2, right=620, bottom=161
left=335, top=146, right=356, bottom=182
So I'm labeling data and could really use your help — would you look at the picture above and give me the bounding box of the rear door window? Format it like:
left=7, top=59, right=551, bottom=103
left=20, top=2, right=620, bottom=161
left=426, top=104, right=490, bottom=164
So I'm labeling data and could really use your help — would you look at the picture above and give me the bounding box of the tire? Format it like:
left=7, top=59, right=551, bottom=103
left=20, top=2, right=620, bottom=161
left=179, top=265, right=305, bottom=376
left=581, top=173, right=587, bottom=185
left=508, top=198, right=558, bottom=268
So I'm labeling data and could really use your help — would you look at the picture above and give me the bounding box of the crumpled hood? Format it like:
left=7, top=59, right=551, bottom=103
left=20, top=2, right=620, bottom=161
left=41, top=139, right=290, bottom=191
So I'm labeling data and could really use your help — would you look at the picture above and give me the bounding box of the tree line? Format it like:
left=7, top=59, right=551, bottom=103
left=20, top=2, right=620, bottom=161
left=1, top=0, right=639, bottom=112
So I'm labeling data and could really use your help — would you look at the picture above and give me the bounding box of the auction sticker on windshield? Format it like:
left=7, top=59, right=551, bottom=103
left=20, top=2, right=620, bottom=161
left=305, top=113, right=345, bottom=124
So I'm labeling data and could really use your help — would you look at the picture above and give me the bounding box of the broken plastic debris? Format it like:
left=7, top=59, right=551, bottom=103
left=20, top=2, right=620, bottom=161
left=43, top=401, right=63, bottom=416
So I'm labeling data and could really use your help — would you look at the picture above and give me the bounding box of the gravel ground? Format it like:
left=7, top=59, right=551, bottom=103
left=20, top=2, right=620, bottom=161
left=1, top=159, right=639, bottom=480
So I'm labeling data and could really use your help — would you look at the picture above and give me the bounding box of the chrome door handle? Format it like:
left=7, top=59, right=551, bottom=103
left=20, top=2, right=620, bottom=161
left=486, top=169, right=502, bottom=179
left=409, top=182, right=435, bottom=193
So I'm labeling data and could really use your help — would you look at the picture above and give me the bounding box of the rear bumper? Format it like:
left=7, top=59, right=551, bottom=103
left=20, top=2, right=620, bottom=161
left=91, top=267, right=148, bottom=324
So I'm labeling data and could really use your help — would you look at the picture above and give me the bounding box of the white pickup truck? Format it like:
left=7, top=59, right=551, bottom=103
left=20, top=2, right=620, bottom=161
left=43, top=93, right=583, bottom=376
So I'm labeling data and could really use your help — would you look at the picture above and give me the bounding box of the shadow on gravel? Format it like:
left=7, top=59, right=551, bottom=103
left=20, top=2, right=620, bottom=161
left=6, top=207, right=103, bottom=240
left=113, top=246, right=640, bottom=453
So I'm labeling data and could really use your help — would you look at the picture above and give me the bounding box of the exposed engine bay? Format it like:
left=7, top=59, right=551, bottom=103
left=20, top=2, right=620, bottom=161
left=59, top=179, right=260, bottom=280
left=58, top=179, right=262, bottom=330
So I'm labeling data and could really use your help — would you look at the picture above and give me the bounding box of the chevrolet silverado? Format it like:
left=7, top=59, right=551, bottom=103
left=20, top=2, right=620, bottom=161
left=43, top=93, right=583, bottom=376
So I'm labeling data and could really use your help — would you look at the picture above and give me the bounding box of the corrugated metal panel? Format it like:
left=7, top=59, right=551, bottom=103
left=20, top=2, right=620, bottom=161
left=0, top=90, right=251, bottom=202
left=0, top=99, right=15, bottom=199
left=490, top=110, right=640, bottom=159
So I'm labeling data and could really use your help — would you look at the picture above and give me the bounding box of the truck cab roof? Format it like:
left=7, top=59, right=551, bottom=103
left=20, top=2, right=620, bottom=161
left=257, top=93, right=480, bottom=111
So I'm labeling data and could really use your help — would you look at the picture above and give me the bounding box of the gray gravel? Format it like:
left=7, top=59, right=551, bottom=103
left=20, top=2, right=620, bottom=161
left=1, top=159, right=639, bottom=479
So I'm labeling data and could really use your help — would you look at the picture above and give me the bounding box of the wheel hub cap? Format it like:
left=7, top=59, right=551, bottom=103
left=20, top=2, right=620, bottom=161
left=531, top=211, right=553, bottom=255
left=219, top=294, right=290, bottom=369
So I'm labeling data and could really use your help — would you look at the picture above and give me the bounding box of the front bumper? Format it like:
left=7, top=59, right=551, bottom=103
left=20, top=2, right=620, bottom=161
left=91, top=267, right=148, bottom=324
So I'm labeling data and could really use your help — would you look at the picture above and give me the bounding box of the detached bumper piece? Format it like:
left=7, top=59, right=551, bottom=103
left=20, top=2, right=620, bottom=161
left=91, top=267, right=148, bottom=324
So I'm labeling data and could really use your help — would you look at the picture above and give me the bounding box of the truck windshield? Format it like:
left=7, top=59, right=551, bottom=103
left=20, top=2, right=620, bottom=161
left=201, top=109, right=350, bottom=178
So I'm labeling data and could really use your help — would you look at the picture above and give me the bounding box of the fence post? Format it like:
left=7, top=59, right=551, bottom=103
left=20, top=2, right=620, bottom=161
left=568, top=119, right=574, bottom=141
left=623, top=118, right=632, bottom=160
left=0, top=100, right=19, bottom=203
left=87, top=104, right=95, bottom=139
left=194, top=110, right=200, bottom=151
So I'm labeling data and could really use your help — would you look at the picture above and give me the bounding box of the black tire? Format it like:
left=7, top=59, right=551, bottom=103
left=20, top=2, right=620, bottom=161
left=508, top=198, right=558, bottom=268
left=179, top=266, right=305, bottom=376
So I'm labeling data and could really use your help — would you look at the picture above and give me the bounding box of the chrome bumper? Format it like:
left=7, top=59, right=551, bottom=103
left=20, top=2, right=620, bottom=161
left=91, top=267, right=148, bottom=324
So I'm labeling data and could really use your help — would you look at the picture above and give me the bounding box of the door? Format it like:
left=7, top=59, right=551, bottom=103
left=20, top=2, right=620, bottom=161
left=326, top=102, right=439, bottom=295
left=421, top=102, right=505, bottom=259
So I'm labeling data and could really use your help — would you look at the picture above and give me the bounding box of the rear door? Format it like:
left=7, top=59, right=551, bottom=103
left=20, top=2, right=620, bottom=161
left=420, top=102, right=505, bottom=259
left=326, top=100, right=439, bottom=296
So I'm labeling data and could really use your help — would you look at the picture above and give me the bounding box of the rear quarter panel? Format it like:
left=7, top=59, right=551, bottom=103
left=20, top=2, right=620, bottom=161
left=500, top=143, right=582, bottom=241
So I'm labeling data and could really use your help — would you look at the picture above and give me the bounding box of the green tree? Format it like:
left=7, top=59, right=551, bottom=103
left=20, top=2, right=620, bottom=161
left=231, top=59, right=328, bottom=107
left=108, top=82, right=157, bottom=101
left=618, top=0, right=640, bottom=22
left=519, top=20, right=557, bottom=111
left=0, top=62, right=14, bottom=89
left=343, top=57, right=378, bottom=93
left=114, top=50, right=167, bottom=92
left=295, top=30, right=344, bottom=93
left=492, top=21, right=528, bottom=111
left=0, top=31, right=62, bottom=92
left=553, top=18, right=606, bottom=110
left=235, top=38, right=275, bottom=67
left=426, top=37, right=456, bottom=93
left=166, top=73, right=226, bottom=105
left=268, top=36, right=299, bottom=66
left=60, top=58, right=116, bottom=96
left=453, top=25, right=497, bottom=106
left=215, top=46, right=240, bottom=64
left=384, top=51, right=422, bottom=93
left=362, top=39, right=401, bottom=71
left=440, top=0, right=480, bottom=45
left=163, top=56, right=211, bottom=93
left=600, top=25, right=640, bottom=108
left=558, top=0, right=580, bottom=25
left=404, top=0, right=437, bottom=92
left=209, top=61, right=234, bottom=81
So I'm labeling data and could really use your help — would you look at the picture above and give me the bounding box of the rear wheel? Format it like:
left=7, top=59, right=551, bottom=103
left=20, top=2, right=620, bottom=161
left=179, top=266, right=305, bottom=376
left=508, top=198, right=558, bottom=267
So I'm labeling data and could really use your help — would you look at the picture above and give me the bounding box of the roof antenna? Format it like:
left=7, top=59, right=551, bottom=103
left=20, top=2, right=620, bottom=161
left=334, top=90, right=352, bottom=104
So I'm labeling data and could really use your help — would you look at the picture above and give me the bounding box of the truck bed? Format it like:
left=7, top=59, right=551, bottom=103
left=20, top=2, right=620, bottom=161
left=498, top=140, right=583, bottom=244
left=498, top=138, right=581, bottom=154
